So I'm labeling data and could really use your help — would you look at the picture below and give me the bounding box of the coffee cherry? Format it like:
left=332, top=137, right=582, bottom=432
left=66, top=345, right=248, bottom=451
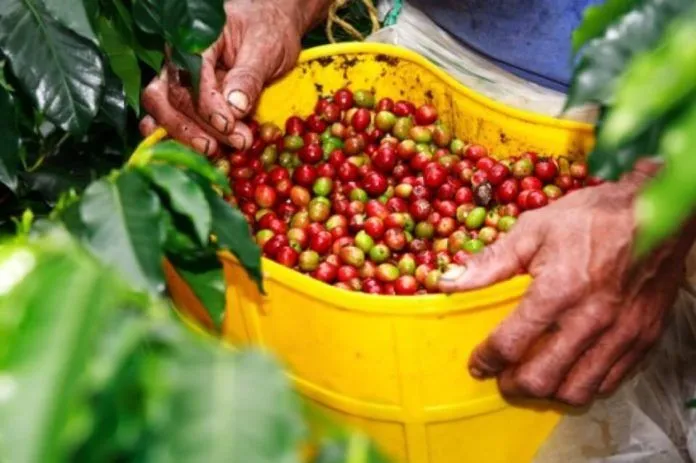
left=355, top=230, right=375, bottom=253
left=520, top=176, right=543, bottom=191
left=526, top=190, right=549, bottom=209
left=254, top=184, right=277, bottom=208
left=395, top=275, right=418, bottom=295
left=369, top=244, right=391, bottom=263
left=423, top=162, right=448, bottom=189
left=465, top=144, right=487, bottom=161
left=276, top=246, right=299, bottom=267
left=463, top=239, right=485, bottom=254
left=534, top=159, right=558, bottom=182
left=310, top=230, right=333, bottom=254
left=363, top=171, right=388, bottom=196
left=497, top=216, right=517, bottom=232
left=313, top=262, right=338, bottom=283
left=376, top=263, right=400, bottom=282
left=415, top=104, right=438, bottom=125
left=354, top=89, right=375, bottom=108
left=512, top=158, right=533, bottom=179
left=570, top=161, right=588, bottom=180
left=333, top=88, right=354, bottom=109
left=339, top=246, right=366, bottom=268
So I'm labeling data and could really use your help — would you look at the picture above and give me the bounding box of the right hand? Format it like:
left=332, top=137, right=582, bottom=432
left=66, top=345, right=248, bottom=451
left=140, top=0, right=305, bottom=156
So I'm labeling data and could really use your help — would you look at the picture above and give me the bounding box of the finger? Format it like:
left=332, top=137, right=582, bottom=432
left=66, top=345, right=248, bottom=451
left=142, top=74, right=218, bottom=156
left=230, top=122, right=254, bottom=152
left=553, top=328, right=635, bottom=406
left=467, top=275, right=570, bottom=379
left=439, top=234, right=538, bottom=293
left=167, top=83, right=245, bottom=151
left=139, top=115, right=158, bottom=137
left=598, top=347, right=649, bottom=395
left=222, top=41, right=269, bottom=118
left=439, top=219, right=540, bottom=292
left=503, top=301, right=614, bottom=403
left=198, top=40, right=237, bottom=135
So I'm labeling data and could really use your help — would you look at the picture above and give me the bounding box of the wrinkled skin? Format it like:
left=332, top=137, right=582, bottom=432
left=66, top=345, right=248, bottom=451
left=140, top=0, right=329, bottom=155
left=440, top=161, right=696, bottom=406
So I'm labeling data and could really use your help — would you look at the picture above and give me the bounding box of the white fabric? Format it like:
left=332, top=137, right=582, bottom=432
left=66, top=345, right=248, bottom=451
left=369, top=2, right=598, bottom=123
left=368, top=4, right=696, bottom=461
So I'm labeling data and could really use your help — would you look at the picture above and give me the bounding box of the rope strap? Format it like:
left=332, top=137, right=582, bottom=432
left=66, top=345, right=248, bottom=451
left=326, top=0, right=381, bottom=43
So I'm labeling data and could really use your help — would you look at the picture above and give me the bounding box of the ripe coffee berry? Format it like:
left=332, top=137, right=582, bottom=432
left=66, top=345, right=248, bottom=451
left=363, top=171, right=388, bottom=196
left=534, top=159, right=558, bottom=182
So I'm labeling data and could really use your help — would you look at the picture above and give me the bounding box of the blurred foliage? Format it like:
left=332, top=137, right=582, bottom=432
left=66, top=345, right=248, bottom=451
left=0, top=1, right=391, bottom=461
left=0, top=229, right=389, bottom=463
left=568, top=0, right=696, bottom=256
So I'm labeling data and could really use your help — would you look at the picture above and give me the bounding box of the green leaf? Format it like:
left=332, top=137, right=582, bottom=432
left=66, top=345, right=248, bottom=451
left=566, top=0, right=694, bottom=109
left=169, top=254, right=225, bottom=329
left=79, top=171, right=165, bottom=293
left=634, top=98, right=696, bottom=257
left=108, top=0, right=163, bottom=71
left=133, top=0, right=164, bottom=36
left=0, top=0, right=104, bottom=133
left=97, top=68, right=127, bottom=136
left=162, top=0, right=225, bottom=53
left=139, top=164, right=212, bottom=245
left=156, top=349, right=305, bottom=463
left=137, top=140, right=231, bottom=194
left=571, top=0, right=638, bottom=53
left=132, top=36, right=164, bottom=72
left=170, top=47, right=202, bottom=95
left=598, top=12, right=696, bottom=153
left=0, top=84, right=19, bottom=191
left=198, top=179, right=263, bottom=292
left=588, top=107, right=667, bottom=180
left=42, top=0, right=97, bottom=42
left=0, top=238, right=133, bottom=463
left=96, top=17, right=141, bottom=114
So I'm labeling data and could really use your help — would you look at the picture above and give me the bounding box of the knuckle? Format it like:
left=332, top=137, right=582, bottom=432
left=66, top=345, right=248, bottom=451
left=488, top=333, right=519, bottom=364
left=614, top=323, right=640, bottom=345
left=515, top=371, right=555, bottom=398
left=556, top=390, right=591, bottom=407
left=168, top=88, right=191, bottom=109
left=583, top=304, right=614, bottom=331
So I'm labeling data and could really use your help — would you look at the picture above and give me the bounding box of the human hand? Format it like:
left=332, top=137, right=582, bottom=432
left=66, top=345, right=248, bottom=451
left=439, top=163, right=694, bottom=406
left=140, top=0, right=311, bottom=155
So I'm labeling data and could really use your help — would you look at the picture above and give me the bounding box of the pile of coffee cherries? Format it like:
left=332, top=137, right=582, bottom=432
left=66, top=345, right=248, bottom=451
left=223, top=89, right=600, bottom=295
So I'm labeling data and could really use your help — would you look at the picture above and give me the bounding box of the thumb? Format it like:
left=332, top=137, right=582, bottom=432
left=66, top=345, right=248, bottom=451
left=439, top=220, right=539, bottom=292
left=222, top=42, right=272, bottom=118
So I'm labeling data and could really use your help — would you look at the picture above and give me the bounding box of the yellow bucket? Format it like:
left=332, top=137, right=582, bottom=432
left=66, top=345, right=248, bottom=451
left=168, top=43, right=595, bottom=463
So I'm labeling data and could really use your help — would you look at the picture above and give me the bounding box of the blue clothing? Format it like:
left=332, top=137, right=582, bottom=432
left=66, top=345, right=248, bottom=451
left=408, top=0, right=600, bottom=91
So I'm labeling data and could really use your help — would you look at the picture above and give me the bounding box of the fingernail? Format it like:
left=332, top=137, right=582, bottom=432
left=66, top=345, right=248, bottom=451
left=229, top=134, right=245, bottom=150
left=210, top=113, right=229, bottom=133
left=191, top=137, right=210, bottom=154
left=469, top=367, right=485, bottom=379
left=441, top=265, right=466, bottom=282
left=227, top=90, right=249, bottom=112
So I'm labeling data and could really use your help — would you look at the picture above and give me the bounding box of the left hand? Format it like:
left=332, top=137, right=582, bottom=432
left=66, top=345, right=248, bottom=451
left=140, top=0, right=307, bottom=155
left=439, top=163, right=694, bottom=406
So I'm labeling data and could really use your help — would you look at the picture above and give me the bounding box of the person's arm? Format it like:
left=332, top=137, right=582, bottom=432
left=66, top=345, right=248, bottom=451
left=141, top=0, right=334, bottom=155
left=440, top=160, right=696, bottom=406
